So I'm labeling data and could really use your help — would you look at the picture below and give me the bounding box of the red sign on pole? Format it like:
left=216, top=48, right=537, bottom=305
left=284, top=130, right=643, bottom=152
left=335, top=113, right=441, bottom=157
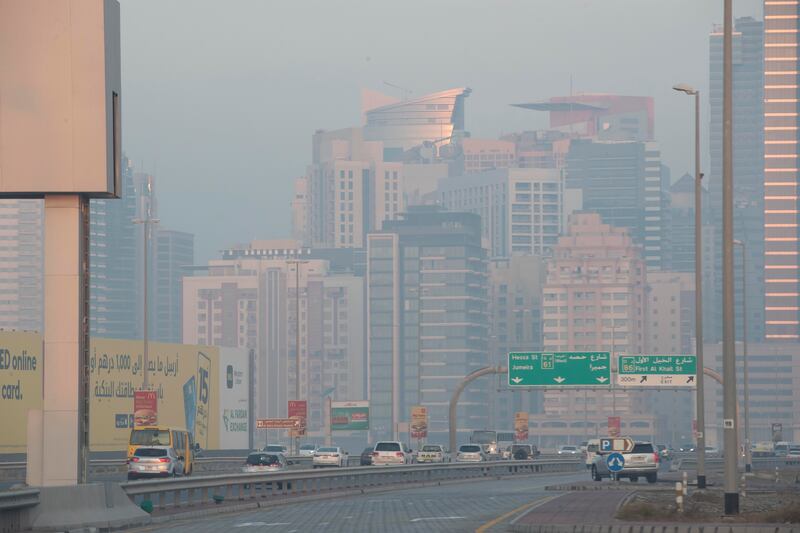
left=133, top=390, right=158, bottom=427
left=607, top=416, right=621, bottom=438
left=288, top=400, right=307, bottom=436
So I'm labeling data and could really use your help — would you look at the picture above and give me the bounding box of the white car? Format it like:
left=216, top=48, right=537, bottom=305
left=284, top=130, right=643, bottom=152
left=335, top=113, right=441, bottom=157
left=455, top=444, right=486, bottom=462
left=312, top=446, right=348, bottom=468
left=372, top=441, right=413, bottom=465
left=557, top=445, right=580, bottom=456
left=298, top=444, right=317, bottom=457
left=263, top=444, right=289, bottom=455
left=417, top=444, right=450, bottom=463
left=127, top=446, right=184, bottom=480
left=241, top=451, right=287, bottom=473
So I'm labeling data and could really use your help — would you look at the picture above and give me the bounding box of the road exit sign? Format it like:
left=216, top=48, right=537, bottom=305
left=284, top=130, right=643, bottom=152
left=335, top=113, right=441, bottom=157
left=507, top=352, right=611, bottom=387
left=617, top=354, right=697, bottom=387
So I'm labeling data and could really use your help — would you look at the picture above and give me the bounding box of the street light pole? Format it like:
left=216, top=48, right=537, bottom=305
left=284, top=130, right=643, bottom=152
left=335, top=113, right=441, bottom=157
left=734, top=239, right=752, bottom=473
left=133, top=176, right=158, bottom=391
left=672, top=82, right=707, bottom=489
left=722, top=0, right=740, bottom=514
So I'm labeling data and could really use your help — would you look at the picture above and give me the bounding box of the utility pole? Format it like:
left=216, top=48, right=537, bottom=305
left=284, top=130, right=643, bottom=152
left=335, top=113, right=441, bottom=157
left=722, top=0, right=740, bottom=514
left=133, top=176, right=158, bottom=390
left=287, top=259, right=307, bottom=455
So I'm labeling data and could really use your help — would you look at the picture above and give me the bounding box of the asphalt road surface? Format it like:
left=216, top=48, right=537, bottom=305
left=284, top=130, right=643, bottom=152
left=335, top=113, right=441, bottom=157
left=132, top=470, right=587, bottom=533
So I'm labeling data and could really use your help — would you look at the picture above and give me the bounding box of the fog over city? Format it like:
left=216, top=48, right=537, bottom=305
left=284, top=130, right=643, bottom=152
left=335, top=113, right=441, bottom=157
left=121, top=0, right=760, bottom=261
left=3, top=1, right=800, bottom=528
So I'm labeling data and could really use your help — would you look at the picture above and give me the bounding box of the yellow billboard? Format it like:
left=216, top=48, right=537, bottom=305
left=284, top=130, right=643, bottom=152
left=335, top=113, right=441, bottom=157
left=89, top=338, right=220, bottom=451
left=0, top=332, right=43, bottom=452
left=0, top=333, right=226, bottom=453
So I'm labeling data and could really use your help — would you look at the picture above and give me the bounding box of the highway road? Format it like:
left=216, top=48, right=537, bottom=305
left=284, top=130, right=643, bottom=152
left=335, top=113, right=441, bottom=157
left=132, top=470, right=587, bottom=533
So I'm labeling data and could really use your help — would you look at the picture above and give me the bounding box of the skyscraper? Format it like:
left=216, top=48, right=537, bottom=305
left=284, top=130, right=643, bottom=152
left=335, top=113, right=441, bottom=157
left=709, top=16, right=766, bottom=342
left=367, top=206, right=489, bottom=443
left=154, top=229, right=194, bottom=343
left=761, top=4, right=799, bottom=340
left=438, top=167, right=564, bottom=258
left=565, top=140, right=670, bottom=270
left=0, top=199, right=43, bottom=332
left=89, top=157, right=140, bottom=339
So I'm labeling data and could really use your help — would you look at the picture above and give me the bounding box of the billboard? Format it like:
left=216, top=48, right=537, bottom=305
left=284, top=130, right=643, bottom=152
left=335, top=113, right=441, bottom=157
left=0, top=332, right=42, bottom=452
left=133, top=390, right=158, bottom=427
left=410, top=406, right=427, bottom=439
left=288, top=400, right=307, bottom=437
left=90, top=338, right=221, bottom=451
left=330, top=401, right=369, bottom=431
left=0, top=333, right=253, bottom=453
left=514, top=412, right=529, bottom=441
left=219, top=348, right=249, bottom=449
left=608, top=416, right=621, bottom=438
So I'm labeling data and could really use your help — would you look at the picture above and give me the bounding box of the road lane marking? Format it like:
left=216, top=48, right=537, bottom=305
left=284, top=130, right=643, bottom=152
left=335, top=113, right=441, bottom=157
left=234, top=523, right=291, bottom=528
left=475, top=494, right=559, bottom=533
left=409, top=516, right=465, bottom=522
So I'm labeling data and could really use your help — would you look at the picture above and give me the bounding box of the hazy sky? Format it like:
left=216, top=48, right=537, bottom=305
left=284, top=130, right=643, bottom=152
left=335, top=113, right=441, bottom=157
left=120, top=0, right=762, bottom=262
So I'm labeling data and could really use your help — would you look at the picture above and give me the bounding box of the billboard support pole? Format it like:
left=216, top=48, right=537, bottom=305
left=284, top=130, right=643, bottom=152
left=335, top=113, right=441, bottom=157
left=325, top=396, right=332, bottom=446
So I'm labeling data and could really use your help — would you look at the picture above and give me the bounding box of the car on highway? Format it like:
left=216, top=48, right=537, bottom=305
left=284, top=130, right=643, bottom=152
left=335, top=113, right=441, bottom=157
left=360, top=446, right=374, bottom=466
left=590, top=441, right=659, bottom=483
left=656, top=444, right=672, bottom=461
left=786, top=444, right=800, bottom=461
left=417, top=444, right=450, bottom=463
left=774, top=441, right=791, bottom=457
left=455, top=444, right=486, bottom=462
left=704, top=445, right=721, bottom=457
left=298, top=444, right=318, bottom=457
left=679, top=443, right=695, bottom=452
left=371, top=441, right=413, bottom=465
left=312, top=446, right=348, bottom=468
left=557, top=445, right=580, bottom=456
left=509, top=444, right=538, bottom=460
left=241, top=452, right=287, bottom=473
left=263, top=444, right=289, bottom=455
left=127, top=446, right=184, bottom=480
left=584, top=439, right=601, bottom=469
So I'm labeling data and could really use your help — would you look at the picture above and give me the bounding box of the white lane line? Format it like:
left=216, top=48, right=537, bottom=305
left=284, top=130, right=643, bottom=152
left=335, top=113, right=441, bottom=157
left=234, top=523, right=291, bottom=528
left=409, top=516, right=465, bottom=523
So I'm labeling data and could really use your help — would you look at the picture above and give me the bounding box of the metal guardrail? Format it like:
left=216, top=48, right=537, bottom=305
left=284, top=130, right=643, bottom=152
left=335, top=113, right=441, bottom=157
left=0, top=488, right=39, bottom=510
left=121, top=459, right=581, bottom=514
left=676, top=456, right=800, bottom=471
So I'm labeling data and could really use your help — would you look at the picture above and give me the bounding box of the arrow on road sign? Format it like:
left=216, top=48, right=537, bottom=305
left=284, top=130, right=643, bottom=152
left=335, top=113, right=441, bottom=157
left=511, top=377, right=523, bottom=384
left=607, top=452, right=625, bottom=472
left=640, top=376, right=647, bottom=384
left=687, top=376, right=694, bottom=383
left=553, top=376, right=565, bottom=384
left=596, top=376, right=608, bottom=383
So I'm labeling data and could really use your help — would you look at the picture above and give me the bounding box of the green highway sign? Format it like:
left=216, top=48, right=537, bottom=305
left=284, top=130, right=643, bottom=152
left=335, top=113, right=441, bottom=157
left=617, top=354, right=697, bottom=388
left=507, top=352, right=611, bottom=387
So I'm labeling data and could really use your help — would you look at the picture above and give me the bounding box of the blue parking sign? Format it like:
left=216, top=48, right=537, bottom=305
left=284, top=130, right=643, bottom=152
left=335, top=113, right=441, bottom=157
left=600, top=439, right=613, bottom=452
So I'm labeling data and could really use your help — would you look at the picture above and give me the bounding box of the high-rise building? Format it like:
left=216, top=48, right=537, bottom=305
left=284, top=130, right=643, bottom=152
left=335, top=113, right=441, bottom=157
left=182, top=241, right=365, bottom=440
left=367, top=206, right=489, bottom=443
left=363, top=87, right=471, bottom=158
left=461, top=138, right=516, bottom=173
left=761, top=5, right=798, bottom=340
left=512, top=94, right=655, bottom=142
left=705, top=342, right=800, bottom=445
left=300, top=127, right=404, bottom=249
left=89, top=157, right=141, bottom=339
left=709, top=16, right=766, bottom=342
left=488, top=256, right=546, bottom=427
left=154, top=229, right=194, bottom=343
left=535, top=213, right=653, bottom=446
left=565, top=139, right=670, bottom=270
left=0, top=199, right=43, bottom=332
left=438, top=167, right=564, bottom=257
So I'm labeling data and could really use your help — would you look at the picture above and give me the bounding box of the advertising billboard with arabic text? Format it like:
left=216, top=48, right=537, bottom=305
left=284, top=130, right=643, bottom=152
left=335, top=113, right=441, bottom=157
left=330, top=401, right=369, bottom=431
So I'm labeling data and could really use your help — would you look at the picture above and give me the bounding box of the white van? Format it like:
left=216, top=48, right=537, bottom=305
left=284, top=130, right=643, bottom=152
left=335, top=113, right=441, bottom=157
left=584, top=439, right=601, bottom=469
